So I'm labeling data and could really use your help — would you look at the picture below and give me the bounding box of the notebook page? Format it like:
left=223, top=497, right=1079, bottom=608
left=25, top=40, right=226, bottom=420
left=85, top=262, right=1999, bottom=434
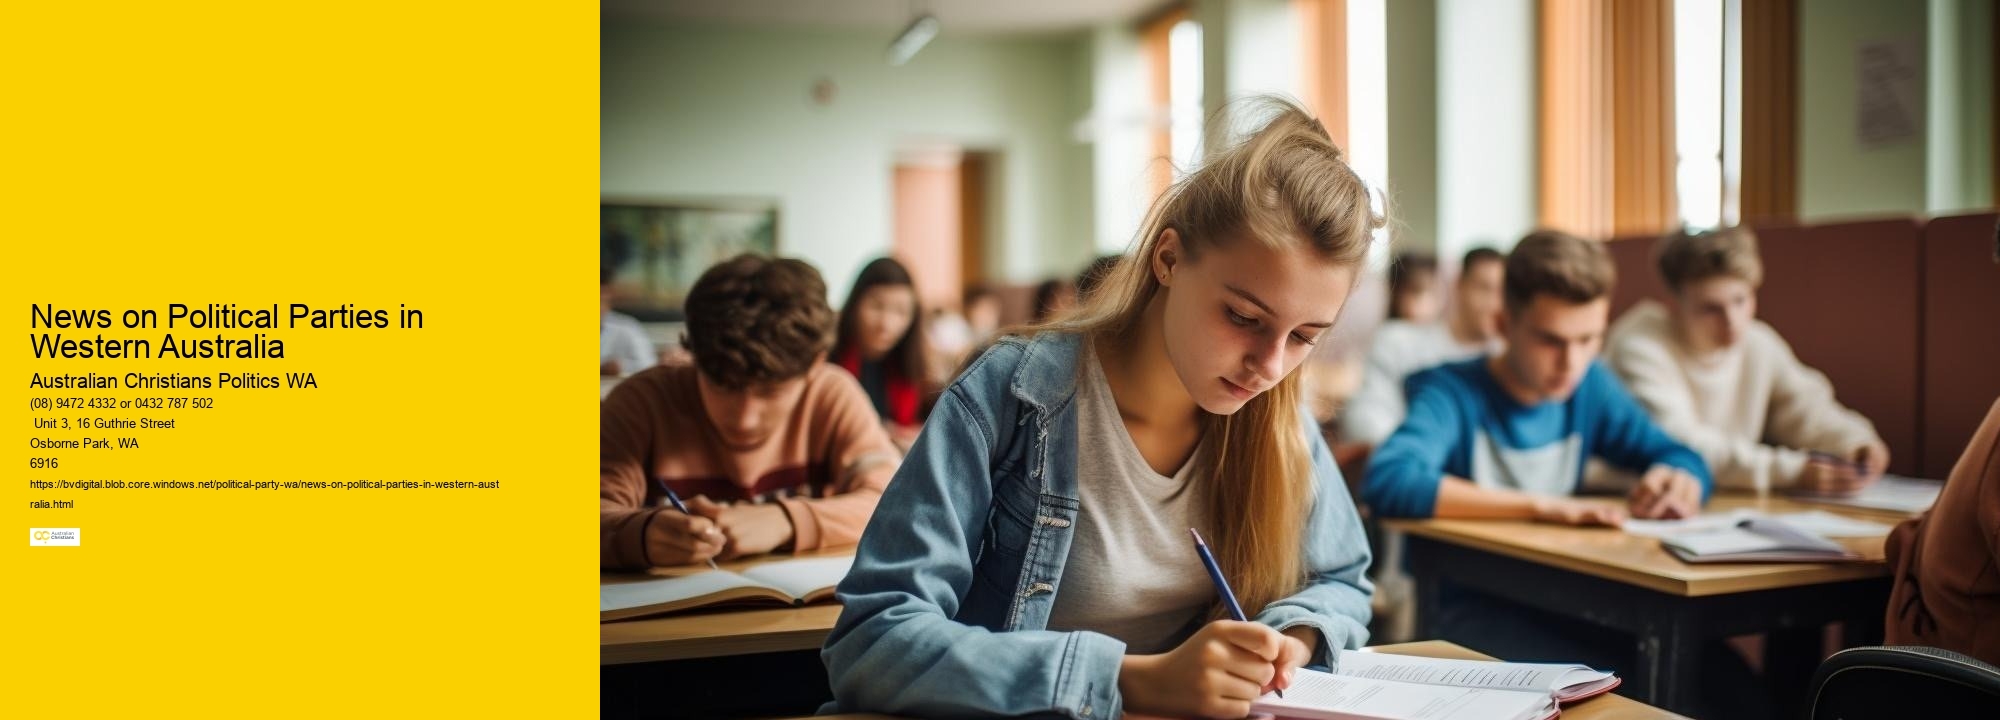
left=1621, top=510, right=1752, bottom=538
left=738, top=555, right=854, bottom=600
left=1770, top=511, right=1891, bottom=538
left=1663, top=527, right=1781, bottom=556
left=1253, top=669, right=1551, bottom=720
left=1799, top=475, right=1942, bottom=514
left=1737, top=517, right=1848, bottom=552
left=1334, top=651, right=1611, bottom=694
left=1628, top=510, right=1888, bottom=540
left=600, top=570, right=759, bottom=613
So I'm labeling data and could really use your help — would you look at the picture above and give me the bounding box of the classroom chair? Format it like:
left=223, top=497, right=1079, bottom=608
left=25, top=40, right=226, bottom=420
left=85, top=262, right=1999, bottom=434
left=1805, top=645, right=2000, bottom=718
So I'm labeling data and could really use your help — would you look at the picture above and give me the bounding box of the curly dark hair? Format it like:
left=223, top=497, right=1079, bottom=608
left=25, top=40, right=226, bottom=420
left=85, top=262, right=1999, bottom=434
left=682, top=254, right=837, bottom=389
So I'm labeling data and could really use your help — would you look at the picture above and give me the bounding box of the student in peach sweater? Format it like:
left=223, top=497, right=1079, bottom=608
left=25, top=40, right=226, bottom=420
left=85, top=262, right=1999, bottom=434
left=599, top=255, right=899, bottom=570
left=1605, top=226, right=1887, bottom=494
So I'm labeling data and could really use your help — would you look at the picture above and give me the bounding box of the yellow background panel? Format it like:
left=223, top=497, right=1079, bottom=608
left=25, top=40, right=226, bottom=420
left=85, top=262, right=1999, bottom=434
left=2, top=1, right=598, bottom=715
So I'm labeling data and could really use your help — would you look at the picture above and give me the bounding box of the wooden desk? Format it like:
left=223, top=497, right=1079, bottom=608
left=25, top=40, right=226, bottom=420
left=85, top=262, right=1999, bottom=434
left=600, top=552, right=851, bottom=665
left=807, top=640, right=1685, bottom=720
left=1388, top=495, right=1891, bottom=597
left=1385, top=494, right=1897, bottom=715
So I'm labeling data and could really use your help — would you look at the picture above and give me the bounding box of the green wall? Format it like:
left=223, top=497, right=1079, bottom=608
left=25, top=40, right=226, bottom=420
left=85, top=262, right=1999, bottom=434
left=601, top=20, right=1093, bottom=302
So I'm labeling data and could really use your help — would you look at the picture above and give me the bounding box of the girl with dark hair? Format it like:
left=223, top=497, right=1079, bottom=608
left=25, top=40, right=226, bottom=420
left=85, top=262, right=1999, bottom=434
left=831, top=258, right=931, bottom=442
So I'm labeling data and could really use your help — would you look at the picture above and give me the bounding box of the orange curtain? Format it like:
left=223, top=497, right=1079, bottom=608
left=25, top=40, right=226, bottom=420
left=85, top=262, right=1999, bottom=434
left=1540, top=0, right=1613, bottom=238
left=1143, top=5, right=1190, bottom=200
left=1540, top=0, right=1676, bottom=238
left=1740, top=0, right=1798, bottom=225
left=1297, top=0, right=1350, bottom=152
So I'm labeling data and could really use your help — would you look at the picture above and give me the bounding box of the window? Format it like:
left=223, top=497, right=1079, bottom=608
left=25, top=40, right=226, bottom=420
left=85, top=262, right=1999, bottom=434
left=1347, top=0, right=1388, bottom=249
left=1144, top=7, right=1202, bottom=198
left=1168, top=18, right=1205, bottom=173
left=1674, top=0, right=1734, bottom=229
left=1298, top=0, right=1388, bottom=253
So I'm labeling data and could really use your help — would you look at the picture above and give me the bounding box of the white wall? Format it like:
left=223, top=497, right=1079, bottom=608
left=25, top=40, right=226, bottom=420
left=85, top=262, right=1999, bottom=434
left=601, top=20, right=1093, bottom=302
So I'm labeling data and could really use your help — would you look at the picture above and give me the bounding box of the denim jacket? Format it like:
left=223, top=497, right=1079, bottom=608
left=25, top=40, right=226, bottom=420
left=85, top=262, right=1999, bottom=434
left=821, top=332, right=1375, bottom=718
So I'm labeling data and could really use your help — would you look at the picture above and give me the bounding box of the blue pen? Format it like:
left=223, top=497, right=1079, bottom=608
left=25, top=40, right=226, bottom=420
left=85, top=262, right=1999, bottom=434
left=658, top=481, right=721, bottom=570
left=1190, top=528, right=1281, bottom=698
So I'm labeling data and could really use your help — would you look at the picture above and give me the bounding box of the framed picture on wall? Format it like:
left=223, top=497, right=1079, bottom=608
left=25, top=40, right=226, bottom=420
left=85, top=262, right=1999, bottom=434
left=600, top=196, right=780, bottom=321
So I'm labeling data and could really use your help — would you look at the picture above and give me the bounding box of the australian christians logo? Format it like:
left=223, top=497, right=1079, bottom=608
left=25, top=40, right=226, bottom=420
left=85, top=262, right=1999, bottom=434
left=29, top=528, right=80, bottom=546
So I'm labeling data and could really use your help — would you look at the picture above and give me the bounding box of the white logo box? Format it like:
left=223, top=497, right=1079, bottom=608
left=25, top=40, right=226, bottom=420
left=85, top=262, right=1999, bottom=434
left=29, top=528, right=80, bottom=546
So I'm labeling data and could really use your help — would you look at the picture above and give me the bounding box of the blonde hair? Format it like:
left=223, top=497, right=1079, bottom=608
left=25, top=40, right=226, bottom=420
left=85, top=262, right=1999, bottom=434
left=1655, top=226, right=1764, bottom=292
left=1038, top=97, right=1381, bottom=613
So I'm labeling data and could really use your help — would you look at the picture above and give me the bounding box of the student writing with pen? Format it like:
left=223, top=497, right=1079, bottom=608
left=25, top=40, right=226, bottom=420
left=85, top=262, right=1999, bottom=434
left=821, top=100, right=1376, bottom=719
left=599, top=255, right=901, bottom=569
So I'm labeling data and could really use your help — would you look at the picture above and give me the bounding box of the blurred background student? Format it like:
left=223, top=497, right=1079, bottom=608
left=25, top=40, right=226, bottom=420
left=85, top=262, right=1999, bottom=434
left=831, top=257, right=934, bottom=448
left=927, top=283, right=1002, bottom=384
left=1075, top=253, right=1123, bottom=300
left=1605, top=226, right=1887, bottom=495
left=1385, top=251, right=1441, bottom=325
left=600, top=229, right=655, bottom=378
left=1031, top=277, right=1076, bottom=323
left=1341, top=248, right=1506, bottom=447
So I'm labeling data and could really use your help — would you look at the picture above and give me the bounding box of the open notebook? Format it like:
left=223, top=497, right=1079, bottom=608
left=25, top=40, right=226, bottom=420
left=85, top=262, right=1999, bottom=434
left=1623, top=509, right=1892, bottom=540
left=1251, top=652, right=1618, bottom=720
left=1656, top=517, right=1861, bottom=563
left=599, top=555, right=852, bottom=622
left=1794, top=474, right=1943, bottom=515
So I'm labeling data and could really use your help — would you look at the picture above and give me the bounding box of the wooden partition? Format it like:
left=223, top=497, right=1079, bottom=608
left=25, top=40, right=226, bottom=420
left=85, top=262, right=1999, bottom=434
left=1752, top=219, right=1924, bottom=476
left=1921, top=212, right=2000, bottom=477
left=1605, top=233, right=1668, bottom=319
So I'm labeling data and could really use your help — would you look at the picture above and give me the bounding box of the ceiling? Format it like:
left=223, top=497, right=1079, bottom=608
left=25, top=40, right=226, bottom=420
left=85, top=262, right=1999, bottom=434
left=603, top=0, right=1174, bottom=35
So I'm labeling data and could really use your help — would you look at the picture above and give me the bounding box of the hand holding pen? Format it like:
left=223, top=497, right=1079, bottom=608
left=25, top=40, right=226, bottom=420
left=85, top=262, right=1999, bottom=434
left=1191, top=529, right=1309, bottom=699
left=653, top=481, right=723, bottom=569
left=1803, top=450, right=1876, bottom=496
left=1114, top=530, right=1315, bottom=718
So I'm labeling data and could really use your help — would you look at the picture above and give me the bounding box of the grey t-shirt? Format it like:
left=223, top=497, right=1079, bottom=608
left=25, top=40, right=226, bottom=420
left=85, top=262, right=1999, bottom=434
left=1045, top=347, right=1215, bottom=654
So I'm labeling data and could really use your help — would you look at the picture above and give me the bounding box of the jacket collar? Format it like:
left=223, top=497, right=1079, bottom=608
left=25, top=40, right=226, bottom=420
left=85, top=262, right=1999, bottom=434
left=1007, top=331, right=1083, bottom=416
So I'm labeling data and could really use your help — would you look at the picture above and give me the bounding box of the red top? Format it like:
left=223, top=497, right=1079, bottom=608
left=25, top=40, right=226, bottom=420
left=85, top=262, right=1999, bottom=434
left=837, top=346, right=919, bottom=426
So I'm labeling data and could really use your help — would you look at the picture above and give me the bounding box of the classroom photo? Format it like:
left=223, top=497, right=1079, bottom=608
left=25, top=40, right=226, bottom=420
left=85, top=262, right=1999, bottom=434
left=597, top=1, right=2000, bottom=718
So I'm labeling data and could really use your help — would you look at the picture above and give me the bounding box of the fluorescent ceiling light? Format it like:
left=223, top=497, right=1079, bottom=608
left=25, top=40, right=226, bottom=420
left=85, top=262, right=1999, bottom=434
left=887, top=14, right=939, bottom=66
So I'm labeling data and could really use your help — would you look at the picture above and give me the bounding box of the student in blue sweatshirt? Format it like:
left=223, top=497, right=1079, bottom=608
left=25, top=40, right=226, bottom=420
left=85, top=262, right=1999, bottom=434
left=1363, top=230, right=1712, bottom=525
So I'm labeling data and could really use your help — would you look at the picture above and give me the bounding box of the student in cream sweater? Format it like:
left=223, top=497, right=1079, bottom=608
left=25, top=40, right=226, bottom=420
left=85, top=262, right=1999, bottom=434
left=1604, top=226, right=1888, bottom=494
